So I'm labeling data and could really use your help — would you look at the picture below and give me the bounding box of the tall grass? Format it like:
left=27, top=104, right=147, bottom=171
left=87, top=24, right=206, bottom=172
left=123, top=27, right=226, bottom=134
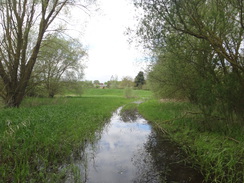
left=0, top=97, right=130, bottom=182
left=138, top=100, right=244, bottom=183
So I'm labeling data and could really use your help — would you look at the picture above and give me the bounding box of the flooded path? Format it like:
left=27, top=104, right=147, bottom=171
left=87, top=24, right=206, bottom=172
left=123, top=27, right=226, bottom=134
left=70, top=107, right=204, bottom=183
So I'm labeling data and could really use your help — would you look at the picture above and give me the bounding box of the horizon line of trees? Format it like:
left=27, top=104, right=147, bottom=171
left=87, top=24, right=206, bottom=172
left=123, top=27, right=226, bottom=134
left=24, top=71, right=148, bottom=98
left=88, top=72, right=147, bottom=90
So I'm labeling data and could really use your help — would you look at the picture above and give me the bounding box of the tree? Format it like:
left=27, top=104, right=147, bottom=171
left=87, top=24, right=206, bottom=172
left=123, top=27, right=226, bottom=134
left=134, top=71, right=145, bottom=89
left=120, top=76, right=134, bottom=88
left=33, top=35, right=86, bottom=98
left=149, top=34, right=218, bottom=109
left=135, top=0, right=244, bottom=73
left=81, top=80, right=94, bottom=89
left=93, top=80, right=100, bottom=84
left=93, top=80, right=100, bottom=88
left=110, top=75, right=119, bottom=89
left=134, top=0, right=244, bottom=123
left=0, top=0, right=85, bottom=107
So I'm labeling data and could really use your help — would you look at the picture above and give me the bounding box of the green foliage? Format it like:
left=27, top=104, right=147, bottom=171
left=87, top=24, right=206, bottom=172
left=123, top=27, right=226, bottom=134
left=31, top=35, right=86, bottom=98
left=81, top=80, right=94, bottom=89
left=121, top=102, right=138, bottom=112
left=119, top=76, right=134, bottom=89
left=136, top=0, right=244, bottom=125
left=0, top=96, right=129, bottom=182
left=148, top=34, right=244, bottom=124
left=123, top=87, right=134, bottom=98
left=0, top=88, right=152, bottom=181
left=83, top=88, right=125, bottom=97
left=93, top=80, right=100, bottom=88
left=0, top=1, right=76, bottom=107
left=61, top=81, right=84, bottom=96
left=134, top=71, right=146, bottom=89
left=138, top=100, right=244, bottom=183
left=82, top=88, right=152, bottom=99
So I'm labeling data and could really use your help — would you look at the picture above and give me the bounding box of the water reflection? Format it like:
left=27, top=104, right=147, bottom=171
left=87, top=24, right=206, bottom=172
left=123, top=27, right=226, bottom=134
left=133, top=130, right=204, bottom=182
left=71, top=107, right=204, bottom=183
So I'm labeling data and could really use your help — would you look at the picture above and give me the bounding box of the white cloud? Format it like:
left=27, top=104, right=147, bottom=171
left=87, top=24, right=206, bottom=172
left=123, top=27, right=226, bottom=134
left=67, top=0, right=147, bottom=82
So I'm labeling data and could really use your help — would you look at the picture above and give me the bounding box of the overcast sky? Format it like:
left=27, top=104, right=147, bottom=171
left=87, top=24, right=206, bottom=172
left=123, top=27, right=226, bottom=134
left=67, top=0, right=147, bottom=83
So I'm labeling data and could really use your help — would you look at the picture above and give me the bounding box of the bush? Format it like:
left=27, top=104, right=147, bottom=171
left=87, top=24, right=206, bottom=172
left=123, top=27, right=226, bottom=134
left=124, top=87, right=134, bottom=98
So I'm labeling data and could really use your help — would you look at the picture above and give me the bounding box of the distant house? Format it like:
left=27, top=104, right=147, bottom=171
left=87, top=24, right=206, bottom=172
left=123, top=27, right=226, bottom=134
left=99, top=83, right=107, bottom=89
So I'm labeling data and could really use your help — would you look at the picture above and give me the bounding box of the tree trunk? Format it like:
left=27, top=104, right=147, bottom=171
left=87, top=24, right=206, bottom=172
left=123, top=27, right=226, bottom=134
left=49, top=92, right=55, bottom=98
left=5, top=90, right=24, bottom=108
left=0, top=0, right=72, bottom=108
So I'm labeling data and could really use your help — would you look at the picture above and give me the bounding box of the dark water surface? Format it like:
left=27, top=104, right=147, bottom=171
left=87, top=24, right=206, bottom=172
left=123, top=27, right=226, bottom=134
left=68, top=107, right=204, bottom=183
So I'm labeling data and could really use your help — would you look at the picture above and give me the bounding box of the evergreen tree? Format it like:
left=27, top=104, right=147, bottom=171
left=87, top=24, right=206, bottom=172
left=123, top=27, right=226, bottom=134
left=134, top=71, right=145, bottom=89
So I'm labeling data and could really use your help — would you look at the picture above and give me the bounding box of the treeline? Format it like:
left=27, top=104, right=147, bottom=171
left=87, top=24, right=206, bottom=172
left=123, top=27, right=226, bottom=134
left=91, top=71, right=148, bottom=90
left=134, top=0, right=244, bottom=126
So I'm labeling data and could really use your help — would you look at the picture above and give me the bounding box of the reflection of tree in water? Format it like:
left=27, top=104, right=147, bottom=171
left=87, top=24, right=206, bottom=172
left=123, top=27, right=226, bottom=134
left=132, top=146, right=167, bottom=183
left=120, top=109, right=139, bottom=122
left=132, top=129, right=205, bottom=183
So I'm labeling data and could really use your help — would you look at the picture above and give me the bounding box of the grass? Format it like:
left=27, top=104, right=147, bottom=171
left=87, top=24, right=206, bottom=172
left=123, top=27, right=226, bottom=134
left=4, top=88, right=242, bottom=182
left=82, top=88, right=152, bottom=99
left=0, top=88, right=152, bottom=182
left=138, top=100, right=244, bottom=183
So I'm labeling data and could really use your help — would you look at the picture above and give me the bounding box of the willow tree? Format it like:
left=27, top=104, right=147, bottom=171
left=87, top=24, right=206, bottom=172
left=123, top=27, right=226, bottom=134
left=34, top=35, right=86, bottom=98
left=0, top=0, right=76, bottom=107
left=135, top=0, right=244, bottom=73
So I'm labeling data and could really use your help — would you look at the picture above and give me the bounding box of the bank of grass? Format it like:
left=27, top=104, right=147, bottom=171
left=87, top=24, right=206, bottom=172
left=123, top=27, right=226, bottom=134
left=82, top=88, right=152, bottom=99
left=0, top=95, right=134, bottom=182
left=138, top=100, right=244, bottom=183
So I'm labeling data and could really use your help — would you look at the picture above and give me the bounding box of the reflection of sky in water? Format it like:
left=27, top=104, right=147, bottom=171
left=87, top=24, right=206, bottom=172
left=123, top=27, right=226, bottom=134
left=69, top=107, right=204, bottom=183
left=81, top=107, right=153, bottom=183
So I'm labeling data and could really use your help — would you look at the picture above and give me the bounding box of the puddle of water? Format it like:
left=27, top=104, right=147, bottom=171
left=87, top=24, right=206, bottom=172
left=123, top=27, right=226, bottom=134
left=67, top=107, right=204, bottom=183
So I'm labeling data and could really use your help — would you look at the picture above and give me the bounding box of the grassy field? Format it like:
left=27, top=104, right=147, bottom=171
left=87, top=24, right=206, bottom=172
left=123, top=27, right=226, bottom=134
left=82, top=88, right=152, bottom=99
left=138, top=100, right=244, bottom=183
left=0, top=89, right=151, bottom=182
left=2, top=89, right=243, bottom=183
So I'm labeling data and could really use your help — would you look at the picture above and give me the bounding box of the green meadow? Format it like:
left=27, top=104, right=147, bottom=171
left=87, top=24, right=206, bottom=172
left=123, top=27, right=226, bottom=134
left=82, top=88, right=152, bottom=98
left=1, top=89, right=243, bottom=183
left=0, top=89, right=152, bottom=182
left=138, top=100, right=244, bottom=183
